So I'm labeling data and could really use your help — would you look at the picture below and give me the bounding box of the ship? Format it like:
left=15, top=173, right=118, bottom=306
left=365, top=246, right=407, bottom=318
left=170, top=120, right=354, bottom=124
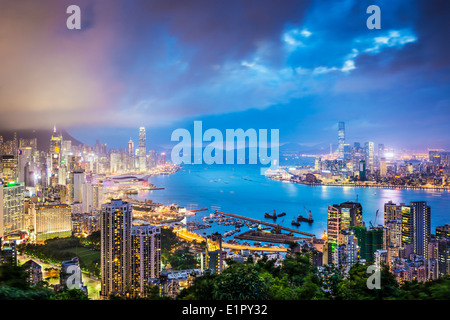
left=264, top=209, right=277, bottom=219
left=291, top=220, right=300, bottom=227
left=277, top=212, right=286, bottom=217
left=297, top=207, right=314, bottom=223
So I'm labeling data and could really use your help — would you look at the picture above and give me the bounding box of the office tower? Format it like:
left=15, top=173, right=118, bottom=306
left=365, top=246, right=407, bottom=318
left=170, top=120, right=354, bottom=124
left=29, top=203, right=72, bottom=241
left=410, top=201, right=431, bottom=258
left=148, top=150, right=157, bottom=169
left=384, top=201, right=403, bottom=226
left=62, top=140, right=72, bottom=159
left=49, top=127, right=62, bottom=186
left=100, top=199, right=132, bottom=299
left=110, top=152, right=119, bottom=173
left=131, top=225, right=161, bottom=297
left=82, top=182, right=105, bottom=214
left=343, top=144, right=351, bottom=163
left=69, top=171, right=85, bottom=204
left=138, top=127, right=147, bottom=172
left=128, top=139, right=135, bottom=170
left=128, top=139, right=134, bottom=157
left=365, top=141, right=374, bottom=172
left=358, top=160, right=366, bottom=181
left=378, top=144, right=385, bottom=158
left=1, top=155, right=17, bottom=181
left=0, top=181, right=25, bottom=238
left=314, top=156, right=321, bottom=171
left=379, top=157, right=387, bottom=177
left=338, top=122, right=345, bottom=160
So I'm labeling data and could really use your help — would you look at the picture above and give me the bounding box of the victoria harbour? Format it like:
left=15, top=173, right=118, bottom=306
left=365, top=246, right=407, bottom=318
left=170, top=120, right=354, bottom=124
left=1, top=0, right=450, bottom=306
left=140, top=163, right=450, bottom=241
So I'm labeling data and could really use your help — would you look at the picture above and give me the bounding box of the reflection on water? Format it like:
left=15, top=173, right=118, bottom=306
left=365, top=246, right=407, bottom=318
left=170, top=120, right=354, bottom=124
left=136, top=164, right=450, bottom=238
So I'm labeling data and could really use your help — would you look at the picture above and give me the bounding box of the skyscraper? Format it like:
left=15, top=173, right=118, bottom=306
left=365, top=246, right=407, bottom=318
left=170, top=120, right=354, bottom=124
left=49, top=127, right=62, bottom=186
left=0, top=181, right=25, bottom=238
left=100, top=199, right=132, bottom=298
left=338, top=122, right=345, bottom=160
left=365, top=141, right=374, bottom=172
left=138, top=127, right=147, bottom=172
left=410, top=201, right=431, bottom=258
left=131, top=225, right=161, bottom=297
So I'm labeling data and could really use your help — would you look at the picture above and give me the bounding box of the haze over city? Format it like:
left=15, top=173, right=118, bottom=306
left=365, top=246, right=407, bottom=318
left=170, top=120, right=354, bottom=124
left=0, top=0, right=449, bottom=151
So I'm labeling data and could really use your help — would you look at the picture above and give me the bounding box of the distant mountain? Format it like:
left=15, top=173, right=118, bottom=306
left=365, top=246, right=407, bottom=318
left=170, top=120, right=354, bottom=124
left=0, top=128, right=84, bottom=152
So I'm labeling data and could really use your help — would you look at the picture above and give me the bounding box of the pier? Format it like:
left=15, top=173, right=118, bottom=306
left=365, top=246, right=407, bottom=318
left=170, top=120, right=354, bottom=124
left=215, top=210, right=315, bottom=237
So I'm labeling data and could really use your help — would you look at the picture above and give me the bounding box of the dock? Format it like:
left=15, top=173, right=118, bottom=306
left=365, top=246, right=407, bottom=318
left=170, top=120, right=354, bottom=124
left=235, top=230, right=309, bottom=244
left=215, top=210, right=315, bottom=237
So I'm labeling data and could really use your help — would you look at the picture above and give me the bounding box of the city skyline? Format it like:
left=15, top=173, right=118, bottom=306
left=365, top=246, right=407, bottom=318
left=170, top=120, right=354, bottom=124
left=0, top=0, right=448, bottom=150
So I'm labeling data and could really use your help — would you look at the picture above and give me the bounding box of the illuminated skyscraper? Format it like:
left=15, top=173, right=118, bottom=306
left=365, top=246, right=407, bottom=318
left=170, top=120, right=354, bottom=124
left=128, top=139, right=135, bottom=170
left=29, top=203, right=72, bottom=241
left=100, top=199, right=132, bottom=299
left=138, top=127, right=147, bottom=172
left=0, top=181, right=25, bottom=238
left=338, top=121, right=345, bottom=160
left=410, top=201, right=431, bottom=259
left=131, top=225, right=161, bottom=297
left=365, top=141, right=374, bottom=172
left=49, top=127, right=62, bottom=186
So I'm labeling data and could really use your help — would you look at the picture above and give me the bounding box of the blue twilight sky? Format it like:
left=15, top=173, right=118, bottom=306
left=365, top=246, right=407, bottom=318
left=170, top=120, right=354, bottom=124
left=0, top=0, right=448, bottom=152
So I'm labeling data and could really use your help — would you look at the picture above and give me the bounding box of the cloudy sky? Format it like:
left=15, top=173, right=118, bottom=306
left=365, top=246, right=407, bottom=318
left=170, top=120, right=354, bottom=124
left=0, top=0, right=448, bottom=151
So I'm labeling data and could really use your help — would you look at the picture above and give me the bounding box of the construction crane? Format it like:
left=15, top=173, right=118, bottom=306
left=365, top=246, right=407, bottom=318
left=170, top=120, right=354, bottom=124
left=272, top=219, right=284, bottom=234
left=369, top=209, right=379, bottom=228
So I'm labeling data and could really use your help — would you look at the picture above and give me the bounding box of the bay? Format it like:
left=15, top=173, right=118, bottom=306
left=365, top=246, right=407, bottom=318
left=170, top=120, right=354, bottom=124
left=137, top=162, right=450, bottom=240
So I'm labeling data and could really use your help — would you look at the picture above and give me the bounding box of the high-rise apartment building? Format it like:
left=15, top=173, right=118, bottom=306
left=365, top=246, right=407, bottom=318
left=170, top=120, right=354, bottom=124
left=410, top=201, right=431, bottom=259
left=131, top=225, right=161, bottom=297
left=384, top=201, right=403, bottom=226
left=100, top=199, right=132, bottom=298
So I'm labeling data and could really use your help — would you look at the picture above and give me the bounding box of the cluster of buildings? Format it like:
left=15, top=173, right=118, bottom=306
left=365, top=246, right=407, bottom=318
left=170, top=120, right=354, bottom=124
left=0, top=126, right=171, bottom=244
left=320, top=199, right=450, bottom=284
left=283, top=122, right=450, bottom=187
left=0, top=127, right=174, bottom=298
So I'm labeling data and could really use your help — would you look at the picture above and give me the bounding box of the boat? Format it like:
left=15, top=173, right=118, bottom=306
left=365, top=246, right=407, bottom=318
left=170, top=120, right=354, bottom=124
left=264, top=209, right=277, bottom=219
left=297, top=215, right=314, bottom=223
left=291, top=220, right=300, bottom=227
left=298, top=207, right=314, bottom=223
left=277, top=212, right=286, bottom=217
